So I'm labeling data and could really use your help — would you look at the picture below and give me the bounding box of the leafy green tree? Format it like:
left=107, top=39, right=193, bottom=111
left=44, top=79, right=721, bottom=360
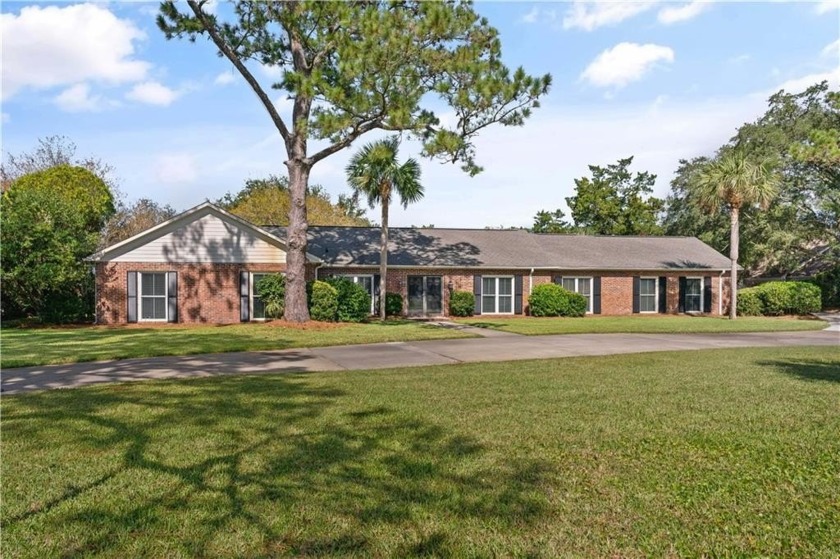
left=346, top=137, right=424, bottom=320
left=217, top=175, right=371, bottom=227
left=157, top=0, right=551, bottom=321
left=563, top=157, right=663, bottom=235
left=101, top=198, right=178, bottom=247
left=694, top=150, right=780, bottom=319
left=1, top=166, right=115, bottom=321
left=531, top=208, right=571, bottom=234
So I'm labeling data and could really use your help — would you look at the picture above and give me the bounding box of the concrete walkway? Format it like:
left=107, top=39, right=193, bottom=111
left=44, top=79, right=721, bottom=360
left=2, top=329, right=837, bottom=395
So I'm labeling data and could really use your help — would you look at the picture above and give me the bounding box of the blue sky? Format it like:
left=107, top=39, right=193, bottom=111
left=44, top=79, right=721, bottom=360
left=2, top=1, right=839, bottom=228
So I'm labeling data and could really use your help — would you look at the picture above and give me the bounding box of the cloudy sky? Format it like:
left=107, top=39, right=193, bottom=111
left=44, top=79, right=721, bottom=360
left=2, top=1, right=839, bottom=227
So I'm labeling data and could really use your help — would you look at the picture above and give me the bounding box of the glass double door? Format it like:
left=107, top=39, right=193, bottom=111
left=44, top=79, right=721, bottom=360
left=407, top=276, right=443, bottom=316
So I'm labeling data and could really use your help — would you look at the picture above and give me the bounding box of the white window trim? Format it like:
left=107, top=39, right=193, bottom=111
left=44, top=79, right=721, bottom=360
left=561, top=276, right=594, bottom=314
left=340, top=274, right=376, bottom=315
left=639, top=277, right=659, bottom=314
left=685, top=276, right=704, bottom=313
left=138, top=272, right=168, bottom=322
left=250, top=272, right=269, bottom=321
left=481, top=275, right=515, bottom=315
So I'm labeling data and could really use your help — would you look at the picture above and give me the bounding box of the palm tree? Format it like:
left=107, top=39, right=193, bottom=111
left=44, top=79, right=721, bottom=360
left=695, top=149, right=780, bottom=319
left=346, top=137, right=423, bottom=320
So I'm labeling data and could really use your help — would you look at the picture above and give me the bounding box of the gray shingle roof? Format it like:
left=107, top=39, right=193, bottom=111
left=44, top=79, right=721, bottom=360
left=265, top=226, right=732, bottom=270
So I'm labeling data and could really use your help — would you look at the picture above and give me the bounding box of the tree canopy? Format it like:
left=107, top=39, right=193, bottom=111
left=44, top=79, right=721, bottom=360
left=217, top=176, right=371, bottom=227
left=157, top=0, right=551, bottom=321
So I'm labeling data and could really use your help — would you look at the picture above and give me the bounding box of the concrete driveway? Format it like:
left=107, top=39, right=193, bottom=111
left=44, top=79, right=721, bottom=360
left=2, top=328, right=837, bottom=395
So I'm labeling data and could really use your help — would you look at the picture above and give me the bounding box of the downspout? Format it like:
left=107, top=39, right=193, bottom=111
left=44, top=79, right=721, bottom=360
left=719, top=269, right=725, bottom=316
left=314, top=262, right=323, bottom=281
left=91, top=264, right=98, bottom=325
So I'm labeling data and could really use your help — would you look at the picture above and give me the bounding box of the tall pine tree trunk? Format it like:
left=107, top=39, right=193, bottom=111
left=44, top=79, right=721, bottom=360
left=729, top=206, right=739, bottom=320
left=285, top=160, right=311, bottom=322
left=379, top=188, right=390, bottom=321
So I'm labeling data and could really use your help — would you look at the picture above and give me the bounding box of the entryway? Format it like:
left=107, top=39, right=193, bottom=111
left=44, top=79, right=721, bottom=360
left=407, top=275, right=443, bottom=317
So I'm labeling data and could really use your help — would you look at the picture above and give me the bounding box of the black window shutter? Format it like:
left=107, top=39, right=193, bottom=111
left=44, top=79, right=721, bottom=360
left=553, top=275, right=562, bottom=285
left=632, top=276, right=641, bottom=314
left=373, top=274, right=381, bottom=314
left=703, top=276, right=712, bottom=313
left=514, top=275, right=523, bottom=314
left=658, top=277, right=667, bottom=313
left=678, top=276, right=687, bottom=313
left=473, top=275, right=482, bottom=315
left=127, top=271, right=137, bottom=323
left=240, top=270, right=250, bottom=322
left=593, top=277, right=602, bottom=314
left=167, top=271, right=178, bottom=323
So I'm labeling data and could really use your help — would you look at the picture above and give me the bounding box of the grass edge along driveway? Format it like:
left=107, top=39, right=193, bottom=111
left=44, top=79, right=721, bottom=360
left=2, top=346, right=839, bottom=558
left=0, top=320, right=475, bottom=369
left=458, top=314, right=826, bottom=336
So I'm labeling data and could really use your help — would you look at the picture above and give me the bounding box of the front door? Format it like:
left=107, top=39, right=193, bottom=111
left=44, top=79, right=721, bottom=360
left=407, top=276, right=443, bottom=316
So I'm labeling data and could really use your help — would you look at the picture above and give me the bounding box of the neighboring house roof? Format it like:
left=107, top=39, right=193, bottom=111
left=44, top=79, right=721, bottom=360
left=266, top=225, right=733, bottom=271
left=90, top=202, right=319, bottom=263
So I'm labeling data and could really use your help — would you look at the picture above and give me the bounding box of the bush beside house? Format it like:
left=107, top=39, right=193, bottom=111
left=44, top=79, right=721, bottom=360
left=528, top=284, right=587, bottom=317
left=255, top=274, right=286, bottom=318
left=384, top=293, right=404, bottom=316
left=449, top=291, right=475, bottom=317
left=738, top=281, right=821, bottom=317
left=309, top=281, right=339, bottom=321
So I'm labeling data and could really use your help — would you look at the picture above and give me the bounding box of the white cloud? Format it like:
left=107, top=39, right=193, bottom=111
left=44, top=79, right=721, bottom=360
left=1, top=4, right=150, bottom=100
left=581, top=43, right=675, bottom=88
left=53, top=83, right=105, bottom=113
left=520, top=6, right=557, bottom=24
left=126, top=81, right=181, bottom=106
left=821, top=38, right=840, bottom=59
left=521, top=6, right=540, bottom=23
left=155, top=154, right=198, bottom=184
left=815, top=0, right=839, bottom=14
left=563, top=1, right=658, bottom=31
left=214, top=72, right=236, bottom=86
left=728, top=53, right=752, bottom=65
left=770, top=71, right=839, bottom=96
left=657, top=1, right=710, bottom=25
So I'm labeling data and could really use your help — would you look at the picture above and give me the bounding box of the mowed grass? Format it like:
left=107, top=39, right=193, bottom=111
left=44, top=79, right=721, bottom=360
left=3, top=347, right=840, bottom=558
left=459, top=314, right=826, bottom=335
left=0, top=320, right=473, bottom=369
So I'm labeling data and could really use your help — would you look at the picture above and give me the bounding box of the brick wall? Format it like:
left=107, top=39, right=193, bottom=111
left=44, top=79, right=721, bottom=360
left=96, top=262, right=304, bottom=324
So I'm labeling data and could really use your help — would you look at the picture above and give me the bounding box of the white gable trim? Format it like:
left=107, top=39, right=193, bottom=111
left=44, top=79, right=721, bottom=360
left=89, top=202, right=321, bottom=263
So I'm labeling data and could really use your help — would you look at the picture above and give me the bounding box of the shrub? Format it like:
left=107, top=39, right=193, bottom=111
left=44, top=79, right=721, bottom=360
left=810, top=265, right=839, bottom=309
left=324, top=276, right=371, bottom=322
left=449, top=291, right=475, bottom=317
left=309, top=280, right=338, bottom=321
left=737, top=287, right=763, bottom=316
left=528, top=283, right=587, bottom=317
left=255, top=274, right=285, bottom=318
left=384, top=292, right=404, bottom=316
left=745, top=281, right=822, bottom=316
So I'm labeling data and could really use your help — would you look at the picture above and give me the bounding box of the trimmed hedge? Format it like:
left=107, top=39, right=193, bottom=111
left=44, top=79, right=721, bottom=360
left=324, top=276, right=371, bottom=322
left=737, top=281, right=821, bottom=316
left=384, top=293, right=404, bottom=316
left=309, top=281, right=339, bottom=322
left=449, top=291, right=475, bottom=317
left=528, top=283, right=587, bottom=318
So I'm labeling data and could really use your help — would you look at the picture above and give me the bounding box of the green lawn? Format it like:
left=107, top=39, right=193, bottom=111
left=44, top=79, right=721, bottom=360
left=459, top=314, right=826, bottom=335
left=0, top=321, right=474, bottom=369
left=3, top=347, right=839, bottom=558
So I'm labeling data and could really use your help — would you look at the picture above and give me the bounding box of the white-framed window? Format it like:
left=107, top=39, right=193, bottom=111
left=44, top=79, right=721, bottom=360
left=341, top=275, right=376, bottom=314
left=139, top=272, right=167, bottom=321
left=482, top=276, right=514, bottom=314
left=685, top=277, right=703, bottom=313
left=251, top=273, right=269, bottom=320
left=561, top=277, right=593, bottom=313
left=639, top=277, right=658, bottom=313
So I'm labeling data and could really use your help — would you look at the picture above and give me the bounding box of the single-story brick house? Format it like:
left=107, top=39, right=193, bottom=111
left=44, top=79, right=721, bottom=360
left=91, top=202, right=734, bottom=324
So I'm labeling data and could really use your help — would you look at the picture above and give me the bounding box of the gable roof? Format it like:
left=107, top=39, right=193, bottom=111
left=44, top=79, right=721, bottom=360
left=90, top=202, right=320, bottom=263
left=265, top=225, right=733, bottom=271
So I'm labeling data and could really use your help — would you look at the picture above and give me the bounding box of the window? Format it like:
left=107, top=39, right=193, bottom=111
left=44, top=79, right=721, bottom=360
left=341, top=275, right=375, bottom=314
left=251, top=273, right=269, bottom=320
left=639, top=278, right=658, bottom=313
left=482, top=276, right=513, bottom=314
left=140, top=273, right=167, bottom=321
left=685, top=278, right=703, bottom=312
left=561, top=277, right=593, bottom=313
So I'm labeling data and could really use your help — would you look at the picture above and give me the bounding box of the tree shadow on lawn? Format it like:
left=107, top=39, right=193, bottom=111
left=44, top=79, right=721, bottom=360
left=760, top=357, right=840, bottom=383
left=2, top=376, right=552, bottom=557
